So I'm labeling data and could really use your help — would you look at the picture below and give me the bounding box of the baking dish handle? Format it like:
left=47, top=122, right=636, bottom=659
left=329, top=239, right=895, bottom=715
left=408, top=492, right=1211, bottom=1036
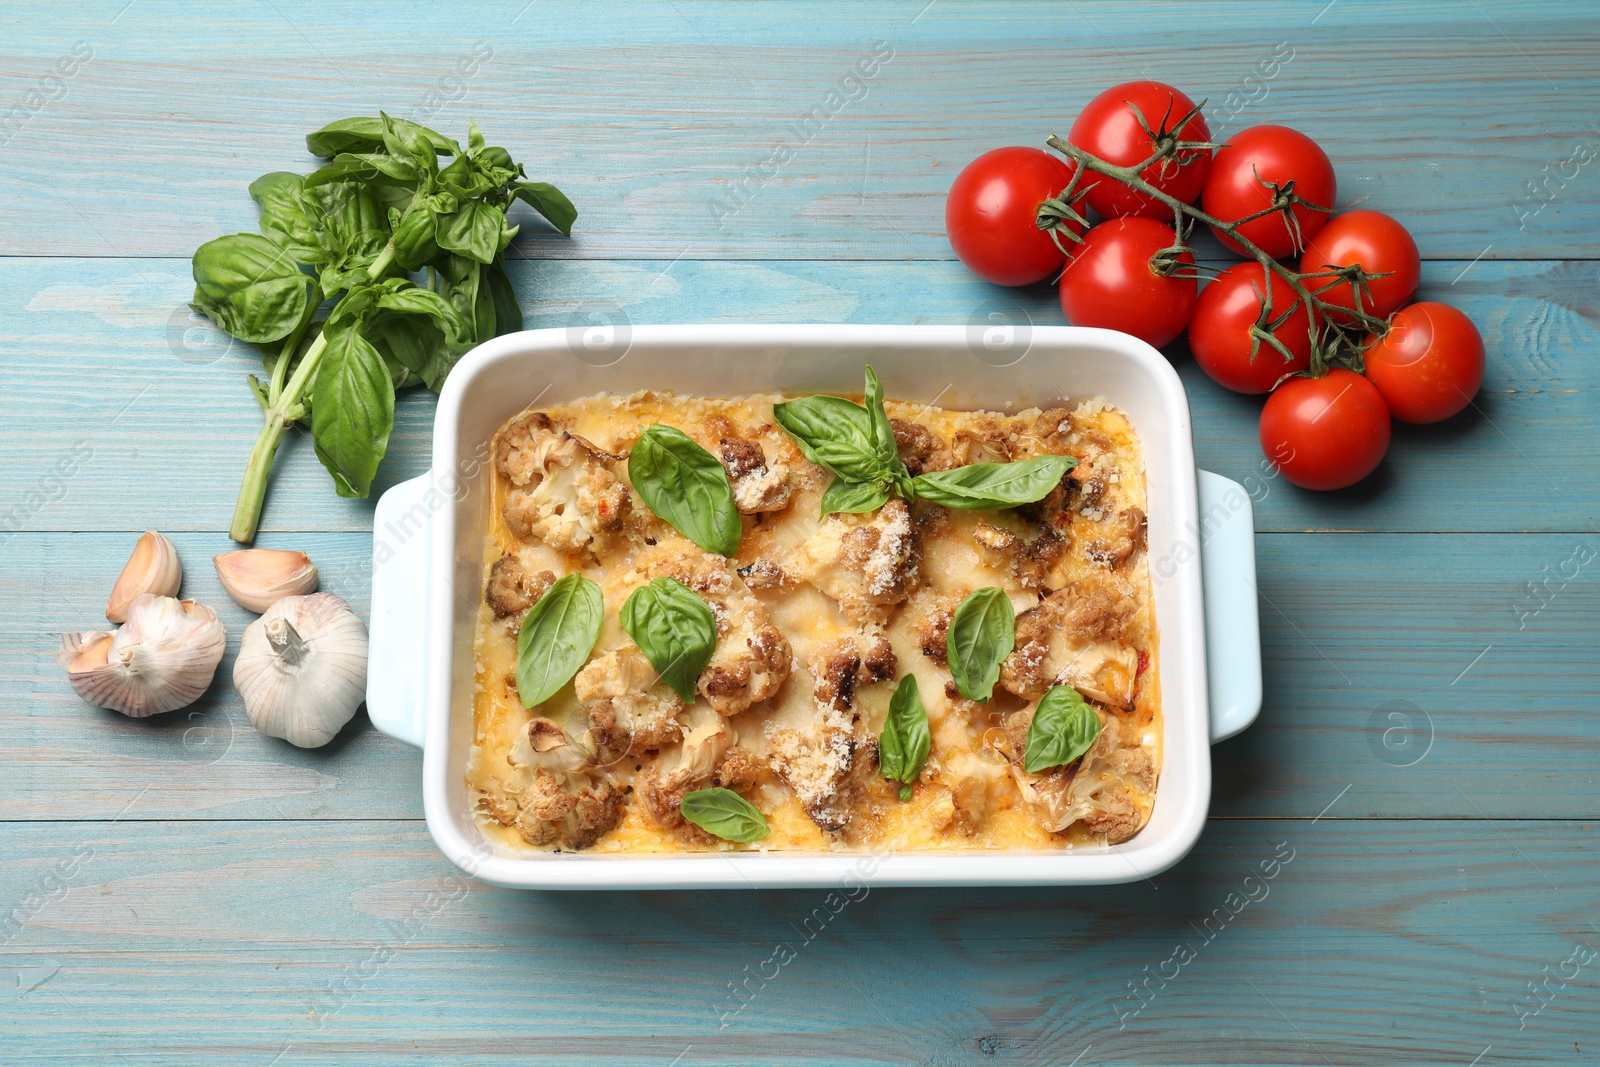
left=1197, top=470, right=1263, bottom=744
left=365, top=472, right=433, bottom=750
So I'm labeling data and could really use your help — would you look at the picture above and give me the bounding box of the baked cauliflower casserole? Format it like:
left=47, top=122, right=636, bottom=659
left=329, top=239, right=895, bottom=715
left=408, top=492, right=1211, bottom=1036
left=468, top=369, right=1159, bottom=853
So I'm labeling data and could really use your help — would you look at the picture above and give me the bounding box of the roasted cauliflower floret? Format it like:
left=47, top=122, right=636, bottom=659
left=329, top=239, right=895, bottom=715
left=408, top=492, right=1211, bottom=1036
left=938, top=751, right=1009, bottom=835
left=1087, top=507, right=1148, bottom=569
left=1005, top=710, right=1152, bottom=842
left=1000, top=577, right=1141, bottom=707
left=766, top=705, right=858, bottom=834
left=574, top=645, right=686, bottom=756
left=484, top=554, right=556, bottom=632
left=785, top=497, right=920, bottom=625
left=637, top=710, right=736, bottom=834
left=495, top=411, right=631, bottom=553
left=719, top=435, right=793, bottom=514
left=809, top=633, right=896, bottom=712
left=487, top=717, right=624, bottom=850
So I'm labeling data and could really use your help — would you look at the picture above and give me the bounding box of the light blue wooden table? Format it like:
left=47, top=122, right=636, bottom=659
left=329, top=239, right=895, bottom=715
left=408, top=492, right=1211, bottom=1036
left=3, top=2, right=1597, bottom=1063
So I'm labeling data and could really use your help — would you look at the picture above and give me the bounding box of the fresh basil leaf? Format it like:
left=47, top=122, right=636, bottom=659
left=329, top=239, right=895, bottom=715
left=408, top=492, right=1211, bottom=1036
left=512, top=181, right=578, bottom=237
left=1023, top=686, right=1103, bottom=774
left=380, top=112, right=440, bottom=179
left=878, top=674, right=931, bottom=801
left=435, top=252, right=487, bottom=338
left=628, top=425, right=742, bottom=557
left=911, top=455, right=1077, bottom=510
left=390, top=206, right=439, bottom=270
left=361, top=285, right=470, bottom=392
left=306, top=179, right=388, bottom=270
left=947, top=586, right=1015, bottom=703
left=620, top=576, right=718, bottom=703
left=680, top=787, right=770, bottom=843
left=310, top=324, right=394, bottom=498
left=306, top=115, right=457, bottom=159
left=436, top=200, right=503, bottom=264
left=190, top=233, right=311, bottom=343
left=515, top=572, right=604, bottom=708
left=374, top=285, right=471, bottom=345
left=819, top=475, right=891, bottom=517
left=249, top=172, right=325, bottom=264
left=484, top=261, right=523, bottom=337
left=773, top=394, right=884, bottom=484
left=862, top=364, right=901, bottom=473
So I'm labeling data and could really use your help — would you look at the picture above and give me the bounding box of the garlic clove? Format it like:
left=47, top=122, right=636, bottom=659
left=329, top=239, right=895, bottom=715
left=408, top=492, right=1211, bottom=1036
left=234, top=592, right=367, bottom=748
left=213, top=549, right=319, bottom=614
left=59, top=595, right=227, bottom=717
left=106, top=531, right=183, bottom=624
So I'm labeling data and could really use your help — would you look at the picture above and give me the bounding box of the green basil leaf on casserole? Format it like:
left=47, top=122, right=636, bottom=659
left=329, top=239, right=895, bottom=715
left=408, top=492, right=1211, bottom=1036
left=819, top=474, right=893, bottom=518
left=861, top=364, right=904, bottom=478
left=515, top=572, right=604, bottom=708
left=628, top=424, right=742, bottom=557
left=910, top=454, right=1077, bottom=510
left=1023, top=686, right=1104, bottom=774
left=680, top=787, right=771, bottom=843
left=878, top=674, right=931, bottom=801
left=620, top=576, right=718, bottom=703
left=772, top=392, right=885, bottom=484
left=946, top=586, right=1015, bottom=703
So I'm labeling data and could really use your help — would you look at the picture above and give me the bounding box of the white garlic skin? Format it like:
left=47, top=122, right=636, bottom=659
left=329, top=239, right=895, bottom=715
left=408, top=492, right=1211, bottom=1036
left=106, top=531, right=183, bottom=624
left=234, top=592, right=368, bottom=748
left=58, top=595, right=226, bottom=717
left=213, top=549, right=319, bottom=613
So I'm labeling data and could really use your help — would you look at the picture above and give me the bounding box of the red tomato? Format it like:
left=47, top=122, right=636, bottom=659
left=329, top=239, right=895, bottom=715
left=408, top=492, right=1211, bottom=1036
left=1298, top=210, right=1420, bottom=324
left=1058, top=217, right=1196, bottom=348
left=1202, top=125, right=1336, bottom=258
left=1067, top=81, right=1212, bottom=220
left=945, top=147, right=1083, bottom=286
left=1362, top=301, right=1485, bottom=423
left=1259, top=369, right=1391, bottom=490
left=1188, top=263, right=1312, bottom=394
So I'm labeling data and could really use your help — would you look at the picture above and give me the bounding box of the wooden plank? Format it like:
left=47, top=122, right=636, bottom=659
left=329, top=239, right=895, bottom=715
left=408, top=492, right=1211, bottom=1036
left=1, top=257, right=1593, bottom=536
left=0, top=818, right=1594, bottom=1063
left=0, top=2, right=1595, bottom=259
left=8, top=530, right=1595, bottom=821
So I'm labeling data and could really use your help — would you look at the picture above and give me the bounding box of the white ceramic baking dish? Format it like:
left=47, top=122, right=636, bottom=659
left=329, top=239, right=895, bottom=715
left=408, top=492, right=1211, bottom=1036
left=366, top=324, right=1261, bottom=890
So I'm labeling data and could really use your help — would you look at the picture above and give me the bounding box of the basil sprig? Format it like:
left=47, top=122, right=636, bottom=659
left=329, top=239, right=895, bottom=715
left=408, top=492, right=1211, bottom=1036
left=947, top=587, right=1016, bottom=703
left=680, top=788, right=771, bottom=843
left=878, top=674, right=931, bottom=801
left=515, top=573, right=604, bottom=708
left=912, top=455, right=1077, bottom=510
left=1023, top=686, right=1104, bottom=773
left=620, top=577, right=718, bottom=703
left=190, top=113, right=576, bottom=543
left=773, top=365, right=1076, bottom=517
left=628, top=425, right=742, bottom=557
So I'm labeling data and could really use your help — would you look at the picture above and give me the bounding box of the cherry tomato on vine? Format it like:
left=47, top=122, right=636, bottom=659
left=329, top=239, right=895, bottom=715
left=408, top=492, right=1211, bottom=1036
left=1188, top=263, right=1312, bottom=394
left=1058, top=217, right=1196, bottom=348
left=1067, top=81, right=1212, bottom=220
left=1259, top=368, right=1391, bottom=490
left=945, top=147, right=1083, bottom=286
left=1201, top=125, right=1336, bottom=258
left=1298, top=210, right=1420, bottom=324
left=1361, top=301, right=1485, bottom=423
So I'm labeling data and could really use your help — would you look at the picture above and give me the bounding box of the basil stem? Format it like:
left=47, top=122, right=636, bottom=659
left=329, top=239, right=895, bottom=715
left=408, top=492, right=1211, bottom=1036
left=947, top=587, right=1015, bottom=703
left=878, top=674, right=931, bottom=801
left=1023, top=686, right=1103, bottom=774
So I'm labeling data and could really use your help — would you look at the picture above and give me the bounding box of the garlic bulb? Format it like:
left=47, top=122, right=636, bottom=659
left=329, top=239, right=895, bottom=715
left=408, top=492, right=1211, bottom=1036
left=234, top=592, right=367, bottom=748
left=58, top=595, right=226, bottom=717
left=214, top=549, right=319, bottom=613
left=106, top=532, right=182, bottom=623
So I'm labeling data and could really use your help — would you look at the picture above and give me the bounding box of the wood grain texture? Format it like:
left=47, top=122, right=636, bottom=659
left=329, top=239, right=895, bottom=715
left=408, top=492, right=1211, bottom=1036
left=0, top=2, right=1596, bottom=259
left=8, top=531, right=1594, bottom=822
left=1, top=258, right=1594, bottom=536
left=1, top=819, right=1596, bottom=1065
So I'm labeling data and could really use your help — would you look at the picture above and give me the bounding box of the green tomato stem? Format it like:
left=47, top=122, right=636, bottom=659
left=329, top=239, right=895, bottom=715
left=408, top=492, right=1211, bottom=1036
left=228, top=241, right=395, bottom=543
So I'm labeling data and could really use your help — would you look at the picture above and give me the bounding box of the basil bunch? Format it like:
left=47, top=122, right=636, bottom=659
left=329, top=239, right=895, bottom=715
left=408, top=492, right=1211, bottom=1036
left=773, top=366, right=1078, bottom=517
left=515, top=573, right=604, bottom=709
left=191, top=113, right=576, bottom=542
left=947, top=587, right=1015, bottom=703
left=1023, top=686, right=1103, bottom=773
left=680, top=787, right=770, bottom=843
left=620, top=577, right=718, bottom=703
left=878, top=674, right=931, bottom=801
